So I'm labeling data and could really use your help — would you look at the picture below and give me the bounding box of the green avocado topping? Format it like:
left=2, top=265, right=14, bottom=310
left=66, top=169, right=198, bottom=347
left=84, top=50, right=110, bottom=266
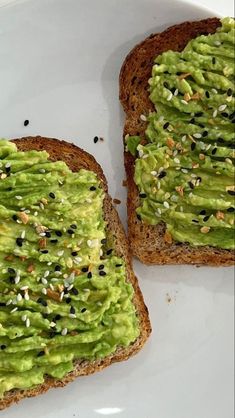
left=0, top=139, right=139, bottom=397
left=127, top=17, right=235, bottom=249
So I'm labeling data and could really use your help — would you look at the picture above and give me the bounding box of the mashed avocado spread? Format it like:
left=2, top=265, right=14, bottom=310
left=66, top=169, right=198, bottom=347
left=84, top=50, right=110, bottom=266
left=127, top=17, right=235, bottom=249
left=0, top=140, right=139, bottom=397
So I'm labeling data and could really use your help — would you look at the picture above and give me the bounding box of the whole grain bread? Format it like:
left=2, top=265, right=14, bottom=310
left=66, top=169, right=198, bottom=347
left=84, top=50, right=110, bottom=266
left=0, top=136, right=151, bottom=410
left=119, top=17, right=234, bottom=266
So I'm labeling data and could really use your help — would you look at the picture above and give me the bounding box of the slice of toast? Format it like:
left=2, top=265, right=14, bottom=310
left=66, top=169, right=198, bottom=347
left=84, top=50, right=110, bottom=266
left=0, top=136, right=151, bottom=410
left=119, top=17, right=234, bottom=266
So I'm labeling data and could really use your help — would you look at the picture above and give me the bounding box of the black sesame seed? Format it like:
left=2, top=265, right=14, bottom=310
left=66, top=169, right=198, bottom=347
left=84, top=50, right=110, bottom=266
left=218, top=138, right=225, bottom=143
left=45, top=231, right=51, bottom=238
left=24, top=119, right=29, bottom=126
left=106, top=249, right=113, bottom=255
left=70, top=224, right=77, bottom=229
left=37, top=298, right=47, bottom=307
left=191, top=143, right=196, bottom=151
left=139, top=193, right=147, bottom=198
left=99, top=271, right=106, bottom=276
left=12, top=214, right=18, bottom=221
left=163, top=81, right=169, bottom=88
left=198, top=124, right=205, bottom=129
left=232, top=118, right=235, bottom=123
left=227, top=190, right=235, bottom=196
left=66, top=298, right=72, bottom=304
left=70, top=306, right=76, bottom=314
left=205, top=91, right=210, bottom=98
left=87, top=272, right=92, bottom=279
left=49, top=192, right=55, bottom=199
left=98, top=264, right=104, bottom=270
left=101, top=238, right=107, bottom=244
left=71, top=251, right=78, bottom=256
left=54, top=314, right=61, bottom=321
left=190, top=118, right=195, bottom=124
left=9, top=277, right=15, bottom=284
left=221, top=112, right=228, bottom=118
left=49, top=331, right=57, bottom=338
left=37, top=351, right=45, bottom=357
left=211, top=148, right=217, bottom=155
left=5, top=166, right=11, bottom=174
left=227, top=207, right=235, bottom=212
left=40, top=250, right=49, bottom=254
left=229, top=111, right=235, bottom=120
left=163, top=122, right=170, bottom=129
left=0, top=303, right=6, bottom=307
left=16, top=237, right=24, bottom=247
left=137, top=214, right=141, bottom=221
left=115, top=264, right=122, bottom=267
left=82, top=267, right=88, bottom=273
left=188, top=182, right=194, bottom=189
left=158, top=171, right=166, bottom=179
left=54, top=265, right=61, bottom=271
left=227, top=88, right=232, bottom=96
left=176, top=71, right=181, bottom=75
left=93, top=136, right=99, bottom=143
left=203, top=215, right=210, bottom=222
left=195, top=112, right=203, bottom=117
left=67, top=229, right=74, bottom=235
left=192, top=219, right=199, bottom=223
left=90, top=186, right=96, bottom=191
left=55, top=230, right=62, bottom=237
left=50, top=239, right=58, bottom=244
left=202, top=131, right=208, bottom=137
left=71, top=287, right=79, bottom=295
left=212, top=57, right=216, bottom=64
left=8, top=267, right=15, bottom=274
left=1, top=345, right=6, bottom=350
left=81, top=308, right=87, bottom=313
left=64, top=288, right=69, bottom=294
left=199, top=210, right=206, bottom=215
left=197, top=177, right=202, bottom=183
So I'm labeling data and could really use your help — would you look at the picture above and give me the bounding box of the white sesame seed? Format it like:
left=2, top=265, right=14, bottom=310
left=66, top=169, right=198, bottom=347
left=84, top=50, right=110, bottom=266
left=61, top=328, right=67, bottom=336
left=189, top=192, right=193, bottom=198
left=34, top=211, right=38, bottom=216
left=24, top=292, right=30, bottom=301
left=125, top=134, right=130, bottom=140
left=39, top=168, right=46, bottom=173
left=157, top=208, right=162, bottom=215
left=41, top=278, right=48, bottom=285
left=60, top=291, right=64, bottom=301
left=49, top=284, right=54, bottom=291
left=174, top=88, right=179, bottom=96
left=159, top=116, right=164, bottom=122
left=39, top=232, right=46, bottom=237
left=140, top=114, right=147, bottom=121
left=21, top=315, right=27, bottom=322
left=21, top=230, right=26, bottom=239
left=191, top=173, right=197, bottom=178
left=50, top=321, right=56, bottom=327
left=47, top=262, right=52, bottom=266
left=44, top=270, right=50, bottom=278
left=181, top=168, right=188, bottom=174
left=158, top=167, right=164, bottom=173
left=97, top=301, right=103, bottom=307
left=174, top=158, right=180, bottom=164
left=163, top=201, right=170, bottom=209
left=226, top=96, right=232, bottom=102
left=171, top=195, right=178, bottom=202
left=69, top=314, right=77, bottom=319
left=5, top=162, right=11, bottom=168
left=16, top=220, right=22, bottom=224
left=67, top=284, right=74, bottom=291
left=138, top=149, right=144, bottom=158
left=17, top=293, right=22, bottom=302
left=157, top=181, right=161, bottom=189
left=42, top=288, right=47, bottom=295
left=83, top=288, right=90, bottom=292
left=6, top=299, right=12, bottom=306
left=182, top=135, right=187, bottom=142
left=167, top=92, right=173, bottom=101
left=57, top=250, right=64, bottom=257
left=26, top=318, right=30, bottom=328
left=193, top=133, right=202, bottom=139
left=142, top=154, right=148, bottom=159
left=25, top=210, right=30, bottom=214
left=15, top=195, right=22, bottom=200
left=212, top=88, right=218, bottom=94
left=151, top=171, right=157, bottom=176
left=213, top=109, right=218, bottom=118
left=206, top=144, right=211, bottom=151
left=214, top=40, right=221, bottom=46
left=218, top=104, right=227, bottom=112
left=10, top=307, right=18, bottom=313
left=180, top=206, right=184, bottom=212
left=181, top=100, right=188, bottom=105
left=20, top=286, right=28, bottom=291
left=225, top=158, right=233, bottom=165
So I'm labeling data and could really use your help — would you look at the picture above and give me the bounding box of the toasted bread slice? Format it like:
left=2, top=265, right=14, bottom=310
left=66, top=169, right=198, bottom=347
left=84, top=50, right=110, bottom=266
left=120, top=17, right=234, bottom=266
left=0, top=136, right=151, bottom=410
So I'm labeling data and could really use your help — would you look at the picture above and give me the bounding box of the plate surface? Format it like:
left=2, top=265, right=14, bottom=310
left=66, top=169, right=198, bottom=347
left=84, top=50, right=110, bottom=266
left=0, top=1, right=234, bottom=417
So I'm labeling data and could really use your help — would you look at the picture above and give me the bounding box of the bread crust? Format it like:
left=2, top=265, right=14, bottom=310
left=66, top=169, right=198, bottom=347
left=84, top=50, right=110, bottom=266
left=0, top=136, right=151, bottom=410
left=119, top=18, right=234, bottom=266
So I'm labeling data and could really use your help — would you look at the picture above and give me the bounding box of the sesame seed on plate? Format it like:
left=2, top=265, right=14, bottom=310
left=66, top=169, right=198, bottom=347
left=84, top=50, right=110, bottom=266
left=193, top=133, right=202, bottom=139
left=214, top=40, right=221, bottom=46
left=181, top=100, right=188, bottom=105
left=163, top=201, right=170, bottom=209
left=218, top=104, right=227, bottom=112
left=167, top=92, right=173, bottom=101
left=61, top=328, right=68, bottom=336
left=174, top=88, right=179, bottom=96
left=10, top=307, right=18, bottom=313
left=15, top=196, right=23, bottom=200
left=140, top=114, right=147, bottom=121
left=26, top=318, right=30, bottom=328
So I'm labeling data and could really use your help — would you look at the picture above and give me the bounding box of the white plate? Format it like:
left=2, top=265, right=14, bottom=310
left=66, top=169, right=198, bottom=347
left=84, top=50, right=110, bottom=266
left=0, top=1, right=234, bottom=417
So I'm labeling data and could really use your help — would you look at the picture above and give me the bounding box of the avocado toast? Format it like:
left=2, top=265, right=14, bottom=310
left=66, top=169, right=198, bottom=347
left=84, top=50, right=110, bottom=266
left=0, top=136, right=151, bottom=409
left=120, top=17, right=235, bottom=265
